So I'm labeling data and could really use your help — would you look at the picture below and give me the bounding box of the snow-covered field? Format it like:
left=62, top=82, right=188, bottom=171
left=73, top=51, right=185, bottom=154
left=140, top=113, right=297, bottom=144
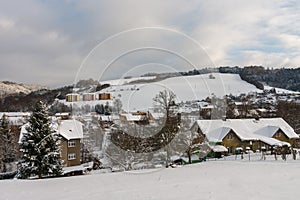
left=2, top=155, right=300, bottom=200
left=67, top=73, right=300, bottom=112
left=103, top=73, right=261, bottom=111
left=99, top=76, right=156, bottom=86
left=264, top=85, right=300, bottom=94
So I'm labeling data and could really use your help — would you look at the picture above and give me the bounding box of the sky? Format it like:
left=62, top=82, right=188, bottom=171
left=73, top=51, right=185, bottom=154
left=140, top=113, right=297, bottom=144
left=0, top=0, right=300, bottom=87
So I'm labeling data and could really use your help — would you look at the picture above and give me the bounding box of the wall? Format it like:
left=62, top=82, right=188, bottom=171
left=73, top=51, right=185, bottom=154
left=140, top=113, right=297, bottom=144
left=60, top=138, right=81, bottom=167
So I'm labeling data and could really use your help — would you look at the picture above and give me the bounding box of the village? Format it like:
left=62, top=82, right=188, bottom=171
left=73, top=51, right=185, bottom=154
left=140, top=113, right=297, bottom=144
left=1, top=78, right=300, bottom=179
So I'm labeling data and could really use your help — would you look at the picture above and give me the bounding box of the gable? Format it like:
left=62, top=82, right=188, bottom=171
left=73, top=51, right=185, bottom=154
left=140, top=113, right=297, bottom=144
left=205, top=127, right=232, bottom=143
left=272, top=128, right=289, bottom=140
left=223, top=130, right=242, bottom=142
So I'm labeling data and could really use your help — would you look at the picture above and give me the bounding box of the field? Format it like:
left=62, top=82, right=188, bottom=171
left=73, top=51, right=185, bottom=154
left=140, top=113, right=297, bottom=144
left=66, top=73, right=261, bottom=111
left=2, top=154, right=300, bottom=200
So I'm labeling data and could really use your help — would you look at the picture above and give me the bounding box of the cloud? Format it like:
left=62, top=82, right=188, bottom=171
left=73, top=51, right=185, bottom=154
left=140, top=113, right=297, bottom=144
left=0, top=0, right=300, bottom=87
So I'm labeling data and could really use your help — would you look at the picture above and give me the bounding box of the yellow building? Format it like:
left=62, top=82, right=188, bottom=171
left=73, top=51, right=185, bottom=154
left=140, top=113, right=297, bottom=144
left=66, top=93, right=80, bottom=102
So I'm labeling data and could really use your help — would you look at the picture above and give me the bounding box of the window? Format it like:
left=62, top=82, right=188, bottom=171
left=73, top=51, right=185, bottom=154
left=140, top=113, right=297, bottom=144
left=68, top=140, right=76, bottom=147
left=68, top=153, right=76, bottom=160
left=227, top=133, right=233, bottom=140
left=275, top=131, right=282, bottom=138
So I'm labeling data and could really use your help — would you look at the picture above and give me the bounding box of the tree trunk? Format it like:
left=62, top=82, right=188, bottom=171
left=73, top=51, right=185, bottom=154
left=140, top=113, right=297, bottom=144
left=2, top=163, right=7, bottom=173
left=187, top=150, right=192, bottom=164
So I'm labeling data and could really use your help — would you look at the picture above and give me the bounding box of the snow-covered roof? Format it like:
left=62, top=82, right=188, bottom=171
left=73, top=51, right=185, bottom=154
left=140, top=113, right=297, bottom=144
left=211, top=145, right=228, bottom=152
left=254, top=125, right=279, bottom=138
left=0, top=112, right=31, bottom=125
left=58, top=119, right=83, bottom=140
left=99, top=115, right=113, bottom=121
left=0, top=112, right=31, bottom=117
left=257, top=108, right=268, bottom=113
left=55, top=112, right=70, bottom=117
left=255, top=134, right=290, bottom=147
left=234, top=102, right=244, bottom=106
left=120, top=113, right=145, bottom=121
left=149, top=112, right=165, bottom=120
left=253, top=118, right=298, bottom=139
left=19, top=119, right=83, bottom=143
left=66, top=93, right=80, bottom=96
left=198, top=102, right=214, bottom=109
left=195, top=120, right=258, bottom=142
left=194, top=118, right=298, bottom=144
left=204, top=127, right=231, bottom=143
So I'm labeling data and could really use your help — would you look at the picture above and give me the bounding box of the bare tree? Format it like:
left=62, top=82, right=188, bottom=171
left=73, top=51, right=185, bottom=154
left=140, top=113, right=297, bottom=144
left=153, top=90, right=176, bottom=119
left=210, top=95, right=226, bottom=119
left=113, top=99, right=123, bottom=114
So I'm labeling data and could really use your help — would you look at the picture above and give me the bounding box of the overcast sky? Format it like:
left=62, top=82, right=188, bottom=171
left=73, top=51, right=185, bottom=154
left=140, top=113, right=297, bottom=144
left=1, top=0, right=300, bottom=87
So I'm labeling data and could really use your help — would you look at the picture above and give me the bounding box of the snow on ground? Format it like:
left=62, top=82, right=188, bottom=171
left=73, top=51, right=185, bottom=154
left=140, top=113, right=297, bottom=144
left=264, top=86, right=299, bottom=94
left=63, top=73, right=260, bottom=111
left=99, top=76, right=156, bottom=86
left=2, top=155, right=300, bottom=200
left=64, top=73, right=300, bottom=112
left=102, top=73, right=261, bottom=111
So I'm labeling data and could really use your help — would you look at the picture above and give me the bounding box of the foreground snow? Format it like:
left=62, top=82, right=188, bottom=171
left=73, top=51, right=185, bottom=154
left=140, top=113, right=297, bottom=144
left=2, top=156, right=300, bottom=200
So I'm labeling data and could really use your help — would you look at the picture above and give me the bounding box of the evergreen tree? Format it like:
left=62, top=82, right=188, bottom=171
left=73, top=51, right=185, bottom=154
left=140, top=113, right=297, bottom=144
left=0, top=114, right=16, bottom=173
left=18, top=101, right=63, bottom=179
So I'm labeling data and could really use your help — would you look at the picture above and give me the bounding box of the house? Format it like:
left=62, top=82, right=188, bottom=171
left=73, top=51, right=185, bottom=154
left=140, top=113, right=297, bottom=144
left=198, top=101, right=214, bottom=119
left=99, top=115, right=113, bottom=128
left=19, top=119, right=83, bottom=167
left=0, top=112, right=30, bottom=125
left=98, top=93, right=113, bottom=100
left=55, top=112, right=71, bottom=120
left=198, top=102, right=214, bottom=112
left=82, top=93, right=96, bottom=101
left=208, top=145, right=228, bottom=158
left=119, top=112, right=148, bottom=124
left=66, top=93, right=80, bottom=102
left=58, top=119, right=83, bottom=167
left=191, top=118, right=297, bottom=154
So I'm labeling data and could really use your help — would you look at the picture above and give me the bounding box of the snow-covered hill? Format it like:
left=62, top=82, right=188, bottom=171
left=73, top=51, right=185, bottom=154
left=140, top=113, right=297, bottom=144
left=0, top=81, right=47, bottom=97
left=99, top=76, right=157, bottom=86
left=2, top=158, right=300, bottom=200
left=101, top=73, right=261, bottom=111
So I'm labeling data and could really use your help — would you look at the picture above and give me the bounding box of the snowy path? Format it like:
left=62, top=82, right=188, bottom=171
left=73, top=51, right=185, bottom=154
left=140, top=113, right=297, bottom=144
left=2, top=159, right=300, bottom=200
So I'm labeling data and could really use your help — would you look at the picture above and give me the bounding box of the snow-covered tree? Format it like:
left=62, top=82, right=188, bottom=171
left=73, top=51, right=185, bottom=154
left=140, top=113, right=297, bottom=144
left=18, top=101, right=63, bottom=179
left=112, top=99, right=122, bottom=114
left=0, top=115, right=17, bottom=173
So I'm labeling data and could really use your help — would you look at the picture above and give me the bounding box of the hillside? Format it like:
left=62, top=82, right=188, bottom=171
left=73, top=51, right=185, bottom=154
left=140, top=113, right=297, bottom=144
left=99, top=73, right=261, bottom=111
left=0, top=86, right=73, bottom=112
left=0, top=81, right=47, bottom=98
left=1, top=67, right=299, bottom=112
left=219, top=66, right=300, bottom=91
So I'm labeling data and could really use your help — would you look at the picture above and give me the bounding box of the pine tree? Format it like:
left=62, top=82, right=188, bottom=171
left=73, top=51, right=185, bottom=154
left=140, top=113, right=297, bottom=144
left=0, top=114, right=16, bottom=173
left=18, top=101, right=63, bottom=179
